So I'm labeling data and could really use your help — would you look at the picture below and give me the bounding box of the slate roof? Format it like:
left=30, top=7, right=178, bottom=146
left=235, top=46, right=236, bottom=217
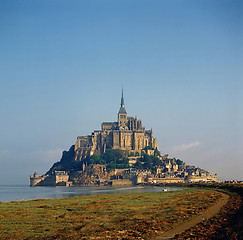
left=119, top=106, right=127, bottom=114
left=102, top=122, right=117, bottom=125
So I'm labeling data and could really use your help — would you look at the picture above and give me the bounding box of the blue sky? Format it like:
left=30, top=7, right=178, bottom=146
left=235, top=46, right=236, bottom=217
left=0, top=0, right=242, bottom=184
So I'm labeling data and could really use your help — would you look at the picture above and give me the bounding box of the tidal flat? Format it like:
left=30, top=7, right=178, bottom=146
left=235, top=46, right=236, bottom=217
left=0, top=188, right=222, bottom=239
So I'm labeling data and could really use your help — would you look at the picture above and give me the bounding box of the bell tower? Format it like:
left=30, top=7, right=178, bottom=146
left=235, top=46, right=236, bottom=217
left=118, top=88, right=128, bottom=130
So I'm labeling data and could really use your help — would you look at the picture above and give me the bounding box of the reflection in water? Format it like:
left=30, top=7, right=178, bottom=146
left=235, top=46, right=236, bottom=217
left=0, top=185, right=181, bottom=202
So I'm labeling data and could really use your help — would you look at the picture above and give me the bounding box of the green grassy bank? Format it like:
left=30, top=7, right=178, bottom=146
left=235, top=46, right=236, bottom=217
left=0, top=188, right=221, bottom=239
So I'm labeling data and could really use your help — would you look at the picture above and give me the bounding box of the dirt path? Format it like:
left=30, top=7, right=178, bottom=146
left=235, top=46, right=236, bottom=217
left=154, top=192, right=230, bottom=239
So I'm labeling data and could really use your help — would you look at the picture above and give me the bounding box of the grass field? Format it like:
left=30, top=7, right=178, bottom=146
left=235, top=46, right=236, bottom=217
left=0, top=188, right=222, bottom=239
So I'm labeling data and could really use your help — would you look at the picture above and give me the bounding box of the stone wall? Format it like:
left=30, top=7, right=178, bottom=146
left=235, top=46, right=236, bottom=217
left=111, top=179, right=133, bottom=186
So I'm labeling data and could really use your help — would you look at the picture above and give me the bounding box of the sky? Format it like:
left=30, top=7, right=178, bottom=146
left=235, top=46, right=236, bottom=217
left=0, top=0, right=242, bottom=184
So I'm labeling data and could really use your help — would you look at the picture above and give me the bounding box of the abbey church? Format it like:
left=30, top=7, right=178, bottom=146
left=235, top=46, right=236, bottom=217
left=74, top=89, right=158, bottom=161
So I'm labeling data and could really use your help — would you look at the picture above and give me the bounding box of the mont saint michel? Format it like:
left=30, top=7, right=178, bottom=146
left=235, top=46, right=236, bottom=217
left=30, top=90, right=217, bottom=187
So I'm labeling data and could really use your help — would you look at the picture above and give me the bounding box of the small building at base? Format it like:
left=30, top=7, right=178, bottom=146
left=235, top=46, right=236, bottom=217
left=30, top=171, right=72, bottom=187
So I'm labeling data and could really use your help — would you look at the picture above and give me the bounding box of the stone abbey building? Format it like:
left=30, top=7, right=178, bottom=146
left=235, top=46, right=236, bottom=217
left=74, top=89, right=158, bottom=161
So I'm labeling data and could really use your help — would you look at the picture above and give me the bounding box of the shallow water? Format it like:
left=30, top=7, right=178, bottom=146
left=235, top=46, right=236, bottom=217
left=0, top=185, right=181, bottom=202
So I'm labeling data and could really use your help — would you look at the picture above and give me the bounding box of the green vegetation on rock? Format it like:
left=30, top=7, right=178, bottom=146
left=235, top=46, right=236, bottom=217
left=48, top=149, right=131, bottom=173
left=47, top=147, right=184, bottom=177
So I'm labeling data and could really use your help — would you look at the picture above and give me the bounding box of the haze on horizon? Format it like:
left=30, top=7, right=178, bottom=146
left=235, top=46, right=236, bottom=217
left=0, top=0, right=242, bottom=184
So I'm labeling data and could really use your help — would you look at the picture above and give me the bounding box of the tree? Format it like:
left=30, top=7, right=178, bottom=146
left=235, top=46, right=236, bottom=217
left=176, top=159, right=183, bottom=165
left=129, top=152, right=135, bottom=157
left=143, top=154, right=153, bottom=169
left=152, top=156, right=163, bottom=166
left=134, top=159, right=143, bottom=170
left=154, top=148, right=161, bottom=156
left=106, top=162, right=116, bottom=170
left=90, top=154, right=105, bottom=164
left=101, top=149, right=129, bottom=170
left=103, top=149, right=124, bottom=163
left=143, top=146, right=154, bottom=151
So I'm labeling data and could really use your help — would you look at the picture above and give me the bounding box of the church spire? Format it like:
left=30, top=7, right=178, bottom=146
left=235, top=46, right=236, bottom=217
left=118, top=87, right=127, bottom=115
left=121, top=87, right=125, bottom=108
